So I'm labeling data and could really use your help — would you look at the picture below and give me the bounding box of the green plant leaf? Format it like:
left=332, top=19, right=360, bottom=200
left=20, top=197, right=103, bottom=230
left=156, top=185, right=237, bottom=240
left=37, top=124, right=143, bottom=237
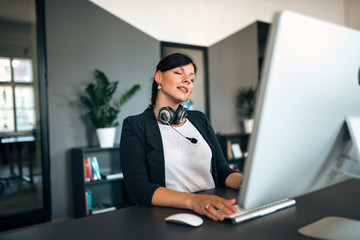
left=119, top=84, right=141, bottom=106
left=80, top=70, right=141, bottom=128
left=236, top=86, right=257, bottom=119
left=95, top=69, right=110, bottom=89
left=80, top=96, right=94, bottom=111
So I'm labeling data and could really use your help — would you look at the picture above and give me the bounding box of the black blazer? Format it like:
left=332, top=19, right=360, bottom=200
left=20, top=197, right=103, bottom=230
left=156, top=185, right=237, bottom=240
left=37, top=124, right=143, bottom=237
left=120, top=107, right=237, bottom=206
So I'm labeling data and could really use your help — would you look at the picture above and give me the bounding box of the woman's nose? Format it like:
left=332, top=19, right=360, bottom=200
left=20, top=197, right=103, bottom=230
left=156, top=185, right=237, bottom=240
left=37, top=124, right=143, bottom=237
left=183, top=75, right=191, bottom=83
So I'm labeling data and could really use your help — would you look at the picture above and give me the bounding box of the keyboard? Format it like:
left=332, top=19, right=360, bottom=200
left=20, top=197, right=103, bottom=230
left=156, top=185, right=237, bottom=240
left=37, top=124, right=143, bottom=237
left=218, top=198, right=296, bottom=224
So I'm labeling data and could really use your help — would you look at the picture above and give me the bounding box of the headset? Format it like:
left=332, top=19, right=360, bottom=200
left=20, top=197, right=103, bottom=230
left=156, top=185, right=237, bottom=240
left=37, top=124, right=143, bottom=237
left=156, top=105, right=197, bottom=144
left=158, top=105, right=187, bottom=125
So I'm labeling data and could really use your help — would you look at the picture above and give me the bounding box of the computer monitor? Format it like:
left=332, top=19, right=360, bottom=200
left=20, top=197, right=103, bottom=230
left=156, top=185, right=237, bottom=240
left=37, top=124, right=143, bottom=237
left=239, top=10, right=360, bottom=210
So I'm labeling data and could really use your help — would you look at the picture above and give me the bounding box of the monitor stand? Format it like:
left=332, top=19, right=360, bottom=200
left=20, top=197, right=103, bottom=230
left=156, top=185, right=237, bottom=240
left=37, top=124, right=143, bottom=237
left=333, top=116, right=360, bottom=179
left=298, top=216, right=360, bottom=240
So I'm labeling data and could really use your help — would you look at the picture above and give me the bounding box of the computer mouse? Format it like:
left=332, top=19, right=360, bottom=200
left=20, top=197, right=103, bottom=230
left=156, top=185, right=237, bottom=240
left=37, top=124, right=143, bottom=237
left=165, top=213, right=203, bottom=227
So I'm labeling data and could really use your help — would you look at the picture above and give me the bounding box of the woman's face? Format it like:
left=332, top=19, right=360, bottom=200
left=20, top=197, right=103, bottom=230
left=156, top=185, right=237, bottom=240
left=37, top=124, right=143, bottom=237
left=156, top=63, right=195, bottom=105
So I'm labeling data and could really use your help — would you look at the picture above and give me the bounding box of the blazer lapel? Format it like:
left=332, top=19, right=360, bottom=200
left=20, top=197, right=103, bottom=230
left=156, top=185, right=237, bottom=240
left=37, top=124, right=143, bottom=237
left=141, top=108, right=166, bottom=186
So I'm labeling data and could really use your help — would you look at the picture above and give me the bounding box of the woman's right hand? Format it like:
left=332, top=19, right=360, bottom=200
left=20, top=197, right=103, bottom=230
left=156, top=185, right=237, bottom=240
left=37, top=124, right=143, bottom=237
left=187, top=194, right=238, bottom=221
left=152, top=187, right=238, bottom=221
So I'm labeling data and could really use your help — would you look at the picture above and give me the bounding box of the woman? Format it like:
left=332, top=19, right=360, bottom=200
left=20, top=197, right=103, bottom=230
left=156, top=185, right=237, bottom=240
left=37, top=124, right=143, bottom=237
left=120, top=53, right=243, bottom=221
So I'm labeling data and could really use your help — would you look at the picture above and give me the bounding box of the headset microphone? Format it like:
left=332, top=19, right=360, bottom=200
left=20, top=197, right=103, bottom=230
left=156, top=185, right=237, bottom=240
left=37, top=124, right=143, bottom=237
left=157, top=106, right=198, bottom=144
left=166, top=122, right=198, bottom=144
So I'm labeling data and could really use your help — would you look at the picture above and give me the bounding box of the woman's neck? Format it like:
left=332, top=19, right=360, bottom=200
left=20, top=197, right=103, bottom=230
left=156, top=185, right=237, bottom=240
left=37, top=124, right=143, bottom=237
left=154, top=101, right=179, bottom=113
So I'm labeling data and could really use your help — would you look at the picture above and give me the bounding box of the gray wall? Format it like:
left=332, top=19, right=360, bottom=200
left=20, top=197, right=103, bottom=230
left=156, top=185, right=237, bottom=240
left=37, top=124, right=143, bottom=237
left=208, top=23, right=259, bottom=134
left=45, top=0, right=159, bottom=219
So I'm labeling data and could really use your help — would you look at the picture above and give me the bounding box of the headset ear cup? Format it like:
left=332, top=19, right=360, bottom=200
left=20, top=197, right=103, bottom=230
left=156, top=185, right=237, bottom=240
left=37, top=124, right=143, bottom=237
left=174, top=105, right=187, bottom=125
left=158, top=107, right=175, bottom=125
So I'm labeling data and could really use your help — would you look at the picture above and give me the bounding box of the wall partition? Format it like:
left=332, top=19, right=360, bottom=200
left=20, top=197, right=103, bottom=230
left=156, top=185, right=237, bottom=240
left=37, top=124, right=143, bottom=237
left=0, top=0, right=51, bottom=231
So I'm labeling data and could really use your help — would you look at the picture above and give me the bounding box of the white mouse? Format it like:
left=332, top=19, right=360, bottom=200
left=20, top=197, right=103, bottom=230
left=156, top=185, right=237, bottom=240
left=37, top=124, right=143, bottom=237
left=165, top=213, right=203, bottom=227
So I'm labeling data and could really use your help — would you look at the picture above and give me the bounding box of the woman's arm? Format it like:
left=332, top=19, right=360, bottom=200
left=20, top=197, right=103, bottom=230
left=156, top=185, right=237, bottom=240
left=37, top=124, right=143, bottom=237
left=225, top=172, right=243, bottom=189
left=120, top=116, right=162, bottom=205
left=152, top=187, right=238, bottom=221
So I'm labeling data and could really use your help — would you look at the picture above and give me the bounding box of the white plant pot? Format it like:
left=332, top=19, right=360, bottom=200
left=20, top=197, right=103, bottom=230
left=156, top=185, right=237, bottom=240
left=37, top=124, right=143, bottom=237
left=242, top=118, right=254, bottom=134
left=96, top=127, right=116, bottom=148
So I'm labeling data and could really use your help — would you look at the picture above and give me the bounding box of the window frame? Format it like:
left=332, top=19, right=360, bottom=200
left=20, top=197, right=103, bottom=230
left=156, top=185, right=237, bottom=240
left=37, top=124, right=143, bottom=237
left=0, top=57, right=36, bottom=134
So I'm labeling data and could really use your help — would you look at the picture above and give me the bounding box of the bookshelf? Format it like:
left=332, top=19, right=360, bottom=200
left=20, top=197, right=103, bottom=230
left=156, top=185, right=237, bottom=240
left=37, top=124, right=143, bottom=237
left=71, top=147, right=131, bottom=218
left=217, top=133, right=250, bottom=172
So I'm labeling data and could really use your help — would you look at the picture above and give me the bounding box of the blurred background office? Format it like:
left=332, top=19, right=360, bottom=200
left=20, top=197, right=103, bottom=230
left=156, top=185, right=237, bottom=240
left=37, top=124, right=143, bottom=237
left=0, top=0, right=359, bottom=231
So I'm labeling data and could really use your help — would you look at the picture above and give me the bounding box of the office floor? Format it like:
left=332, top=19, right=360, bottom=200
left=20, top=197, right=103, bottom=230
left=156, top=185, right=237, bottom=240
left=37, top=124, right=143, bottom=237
left=0, top=163, right=43, bottom=216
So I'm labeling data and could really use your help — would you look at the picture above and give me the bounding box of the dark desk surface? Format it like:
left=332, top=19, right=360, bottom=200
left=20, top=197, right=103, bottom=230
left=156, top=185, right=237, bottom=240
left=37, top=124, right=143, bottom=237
left=1, top=179, right=360, bottom=240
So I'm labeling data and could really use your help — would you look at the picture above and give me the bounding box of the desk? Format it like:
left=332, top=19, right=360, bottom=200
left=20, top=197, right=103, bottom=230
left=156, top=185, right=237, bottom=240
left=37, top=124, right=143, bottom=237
left=1, top=179, right=360, bottom=240
left=0, top=132, right=35, bottom=184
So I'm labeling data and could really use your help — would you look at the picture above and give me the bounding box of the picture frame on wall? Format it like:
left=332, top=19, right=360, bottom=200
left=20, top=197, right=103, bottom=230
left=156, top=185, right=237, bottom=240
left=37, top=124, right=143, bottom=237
left=161, top=42, right=210, bottom=117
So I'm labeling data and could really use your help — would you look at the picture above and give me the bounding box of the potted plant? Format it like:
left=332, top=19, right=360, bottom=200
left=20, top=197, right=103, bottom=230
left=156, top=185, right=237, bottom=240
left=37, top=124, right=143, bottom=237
left=81, top=69, right=140, bottom=148
left=236, top=86, right=257, bottom=134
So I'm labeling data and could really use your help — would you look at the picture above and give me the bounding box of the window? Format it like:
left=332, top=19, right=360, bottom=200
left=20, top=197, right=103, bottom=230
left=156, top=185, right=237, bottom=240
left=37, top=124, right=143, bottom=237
left=0, top=57, right=35, bottom=132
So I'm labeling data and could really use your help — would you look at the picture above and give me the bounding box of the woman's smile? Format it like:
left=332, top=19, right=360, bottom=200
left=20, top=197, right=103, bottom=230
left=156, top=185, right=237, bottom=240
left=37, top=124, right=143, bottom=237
left=178, top=86, right=188, bottom=93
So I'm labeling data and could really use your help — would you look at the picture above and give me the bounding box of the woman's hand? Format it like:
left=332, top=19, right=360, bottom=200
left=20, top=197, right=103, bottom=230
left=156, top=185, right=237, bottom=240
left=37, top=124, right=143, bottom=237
left=187, top=194, right=238, bottom=221
left=152, top=187, right=238, bottom=221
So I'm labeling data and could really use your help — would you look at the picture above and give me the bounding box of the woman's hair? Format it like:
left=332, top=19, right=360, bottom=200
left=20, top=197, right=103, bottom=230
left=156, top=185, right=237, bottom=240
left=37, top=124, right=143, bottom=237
left=151, top=53, right=197, bottom=105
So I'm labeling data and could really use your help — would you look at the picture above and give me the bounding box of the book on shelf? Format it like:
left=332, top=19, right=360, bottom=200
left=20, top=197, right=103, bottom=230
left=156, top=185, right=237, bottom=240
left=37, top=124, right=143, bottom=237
left=226, top=140, right=244, bottom=160
left=231, top=143, right=242, bottom=159
left=85, top=190, right=92, bottom=215
left=84, top=158, right=91, bottom=182
left=92, top=204, right=116, bottom=214
left=101, top=171, right=123, bottom=180
left=83, top=156, right=102, bottom=182
left=85, top=191, right=89, bottom=216
left=90, top=157, right=102, bottom=181
left=226, top=140, right=233, bottom=159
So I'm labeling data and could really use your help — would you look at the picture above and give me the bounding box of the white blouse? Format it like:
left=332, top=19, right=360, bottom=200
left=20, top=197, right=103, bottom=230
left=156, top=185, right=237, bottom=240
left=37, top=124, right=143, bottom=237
left=158, top=119, right=215, bottom=192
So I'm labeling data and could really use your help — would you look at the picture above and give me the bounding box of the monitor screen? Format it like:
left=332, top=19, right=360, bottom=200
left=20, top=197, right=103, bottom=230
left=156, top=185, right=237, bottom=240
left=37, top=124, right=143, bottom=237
left=239, top=10, right=360, bottom=210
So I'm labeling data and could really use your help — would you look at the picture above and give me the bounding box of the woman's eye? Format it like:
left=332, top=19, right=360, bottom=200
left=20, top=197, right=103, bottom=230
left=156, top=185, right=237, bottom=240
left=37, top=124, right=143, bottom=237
left=175, top=71, right=181, bottom=75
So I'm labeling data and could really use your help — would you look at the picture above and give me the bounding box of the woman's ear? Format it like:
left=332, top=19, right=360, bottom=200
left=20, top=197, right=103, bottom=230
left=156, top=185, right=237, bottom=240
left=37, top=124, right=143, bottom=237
left=155, top=70, right=162, bottom=84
